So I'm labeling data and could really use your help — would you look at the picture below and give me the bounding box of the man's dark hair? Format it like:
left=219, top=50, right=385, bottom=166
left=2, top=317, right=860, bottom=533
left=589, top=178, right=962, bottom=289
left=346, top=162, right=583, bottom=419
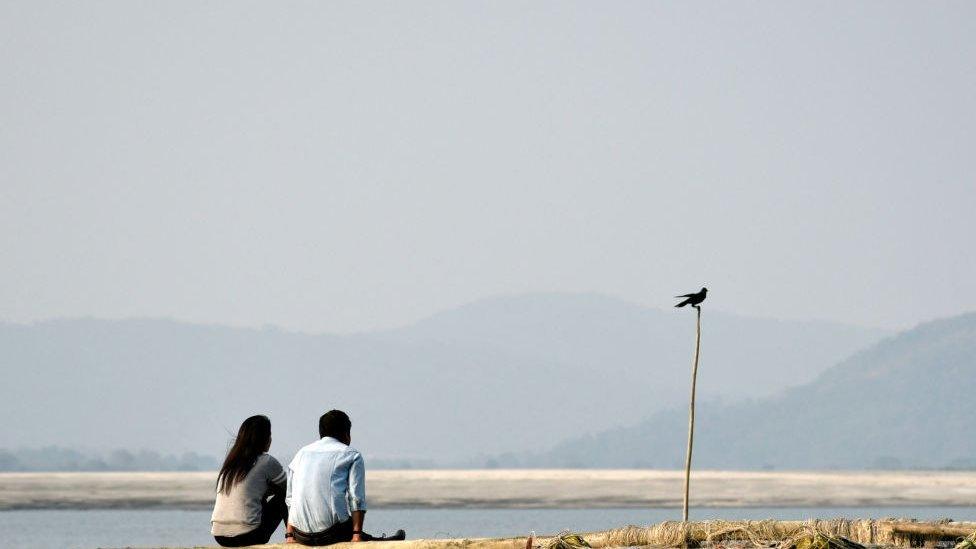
left=319, top=409, right=352, bottom=440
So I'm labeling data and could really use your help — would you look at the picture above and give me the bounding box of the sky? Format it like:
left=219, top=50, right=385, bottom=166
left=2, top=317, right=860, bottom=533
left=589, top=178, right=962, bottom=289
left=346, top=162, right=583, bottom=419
left=1, top=1, right=974, bottom=334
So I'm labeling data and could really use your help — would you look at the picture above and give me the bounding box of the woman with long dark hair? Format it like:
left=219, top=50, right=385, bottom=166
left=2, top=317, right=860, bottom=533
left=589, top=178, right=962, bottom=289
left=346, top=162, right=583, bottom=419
left=211, top=415, right=288, bottom=547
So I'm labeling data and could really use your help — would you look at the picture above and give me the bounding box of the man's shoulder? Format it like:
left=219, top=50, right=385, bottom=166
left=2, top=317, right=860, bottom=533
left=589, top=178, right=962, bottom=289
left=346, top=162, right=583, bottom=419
left=292, top=438, right=362, bottom=460
left=298, top=440, right=322, bottom=452
left=289, top=441, right=321, bottom=465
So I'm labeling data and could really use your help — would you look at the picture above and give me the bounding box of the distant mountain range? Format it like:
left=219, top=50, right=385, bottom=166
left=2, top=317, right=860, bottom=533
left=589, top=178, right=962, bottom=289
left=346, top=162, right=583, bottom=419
left=523, top=311, right=976, bottom=470
left=0, top=293, right=888, bottom=466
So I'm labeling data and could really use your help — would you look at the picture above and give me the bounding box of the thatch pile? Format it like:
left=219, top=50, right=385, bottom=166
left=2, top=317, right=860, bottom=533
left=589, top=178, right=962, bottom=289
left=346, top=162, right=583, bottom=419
left=591, top=519, right=976, bottom=548
left=544, top=532, right=592, bottom=549
left=954, top=530, right=976, bottom=549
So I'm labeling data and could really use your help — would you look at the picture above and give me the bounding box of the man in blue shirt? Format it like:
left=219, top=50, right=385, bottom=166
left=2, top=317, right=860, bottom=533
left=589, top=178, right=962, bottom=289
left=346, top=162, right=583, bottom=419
left=285, top=410, right=404, bottom=545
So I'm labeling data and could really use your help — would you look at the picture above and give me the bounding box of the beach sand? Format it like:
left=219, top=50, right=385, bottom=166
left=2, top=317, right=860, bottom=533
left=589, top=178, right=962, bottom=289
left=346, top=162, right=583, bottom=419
left=2, top=469, right=975, bottom=510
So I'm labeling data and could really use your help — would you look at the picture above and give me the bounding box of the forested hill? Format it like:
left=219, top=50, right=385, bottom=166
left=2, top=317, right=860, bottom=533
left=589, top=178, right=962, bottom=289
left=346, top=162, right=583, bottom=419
left=529, top=311, right=976, bottom=469
left=0, top=293, right=886, bottom=465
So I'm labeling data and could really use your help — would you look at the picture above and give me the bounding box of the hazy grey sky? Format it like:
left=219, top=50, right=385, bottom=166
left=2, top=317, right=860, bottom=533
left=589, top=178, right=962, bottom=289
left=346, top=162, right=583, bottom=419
left=2, top=1, right=974, bottom=333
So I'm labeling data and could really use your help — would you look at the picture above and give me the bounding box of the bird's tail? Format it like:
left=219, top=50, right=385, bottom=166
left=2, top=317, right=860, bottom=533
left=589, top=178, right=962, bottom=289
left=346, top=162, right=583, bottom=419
left=675, top=301, right=688, bottom=308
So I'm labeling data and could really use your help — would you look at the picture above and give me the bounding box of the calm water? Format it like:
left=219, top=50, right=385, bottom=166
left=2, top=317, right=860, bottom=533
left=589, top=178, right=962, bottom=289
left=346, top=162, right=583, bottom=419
left=2, top=507, right=974, bottom=549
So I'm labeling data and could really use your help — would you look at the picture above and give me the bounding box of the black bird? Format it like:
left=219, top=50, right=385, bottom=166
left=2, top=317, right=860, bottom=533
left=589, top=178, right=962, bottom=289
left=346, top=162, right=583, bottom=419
left=675, top=287, right=707, bottom=308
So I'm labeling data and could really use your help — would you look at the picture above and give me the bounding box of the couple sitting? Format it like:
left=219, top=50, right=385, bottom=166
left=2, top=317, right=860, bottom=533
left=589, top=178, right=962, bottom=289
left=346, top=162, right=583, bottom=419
left=210, top=410, right=405, bottom=547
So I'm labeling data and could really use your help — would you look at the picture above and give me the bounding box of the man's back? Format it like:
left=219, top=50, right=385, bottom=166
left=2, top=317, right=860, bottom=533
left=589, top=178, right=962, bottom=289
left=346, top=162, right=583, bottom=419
left=287, top=436, right=367, bottom=534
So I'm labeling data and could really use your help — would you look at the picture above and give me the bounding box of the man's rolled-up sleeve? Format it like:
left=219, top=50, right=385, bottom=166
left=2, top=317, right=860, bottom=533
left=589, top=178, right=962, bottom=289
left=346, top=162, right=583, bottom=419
left=348, top=453, right=367, bottom=511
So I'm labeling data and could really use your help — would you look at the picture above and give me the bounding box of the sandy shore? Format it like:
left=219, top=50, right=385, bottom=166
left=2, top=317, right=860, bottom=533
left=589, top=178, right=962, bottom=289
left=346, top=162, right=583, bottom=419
left=2, top=469, right=975, bottom=510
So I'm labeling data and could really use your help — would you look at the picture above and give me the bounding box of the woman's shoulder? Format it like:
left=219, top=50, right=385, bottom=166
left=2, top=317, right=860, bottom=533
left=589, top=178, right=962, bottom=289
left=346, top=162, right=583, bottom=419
left=254, top=454, right=285, bottom=478
left=256, top=452, right=282, bottom=465
left=257, top=453, right=287, bottom=483
left=252, top=452, right=283, bottom=473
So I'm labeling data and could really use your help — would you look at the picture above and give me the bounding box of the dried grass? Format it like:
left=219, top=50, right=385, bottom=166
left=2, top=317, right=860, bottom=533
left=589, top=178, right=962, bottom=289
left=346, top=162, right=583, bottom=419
left=588, top=519, right=974, bottom=548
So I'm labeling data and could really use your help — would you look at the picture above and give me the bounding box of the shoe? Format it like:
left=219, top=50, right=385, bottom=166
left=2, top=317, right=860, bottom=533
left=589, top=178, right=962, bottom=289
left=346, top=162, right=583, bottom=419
left=373, top=529, right=406, bottom=541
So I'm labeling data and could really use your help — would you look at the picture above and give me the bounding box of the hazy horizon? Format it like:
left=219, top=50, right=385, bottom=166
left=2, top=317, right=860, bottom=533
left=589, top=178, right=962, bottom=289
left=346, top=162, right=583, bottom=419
left=2, top=1, right=975, bottom=334
left=0, top=290, right=919, bottom=335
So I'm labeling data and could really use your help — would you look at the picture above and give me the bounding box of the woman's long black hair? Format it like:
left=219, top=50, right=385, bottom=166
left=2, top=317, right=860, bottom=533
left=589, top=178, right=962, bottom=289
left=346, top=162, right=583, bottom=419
left=216, top=415, right=271, bottom=495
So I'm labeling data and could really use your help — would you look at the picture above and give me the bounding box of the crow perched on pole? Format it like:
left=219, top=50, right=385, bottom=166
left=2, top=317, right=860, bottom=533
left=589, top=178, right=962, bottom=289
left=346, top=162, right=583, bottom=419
left=675, top=286, right=706, bottom=522
left=674, top=287, right=707, bottom=308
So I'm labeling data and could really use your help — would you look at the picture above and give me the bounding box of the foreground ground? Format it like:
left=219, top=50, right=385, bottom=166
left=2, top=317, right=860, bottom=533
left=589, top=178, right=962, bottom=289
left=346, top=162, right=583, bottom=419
left=2, top=469, right=976, bottom=510
left=172, top=518, right=976, bottom=549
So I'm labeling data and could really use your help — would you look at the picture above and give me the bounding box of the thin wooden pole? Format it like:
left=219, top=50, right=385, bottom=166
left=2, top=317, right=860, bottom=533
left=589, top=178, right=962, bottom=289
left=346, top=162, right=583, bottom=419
left=682, top=305, right=702, bottom=522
